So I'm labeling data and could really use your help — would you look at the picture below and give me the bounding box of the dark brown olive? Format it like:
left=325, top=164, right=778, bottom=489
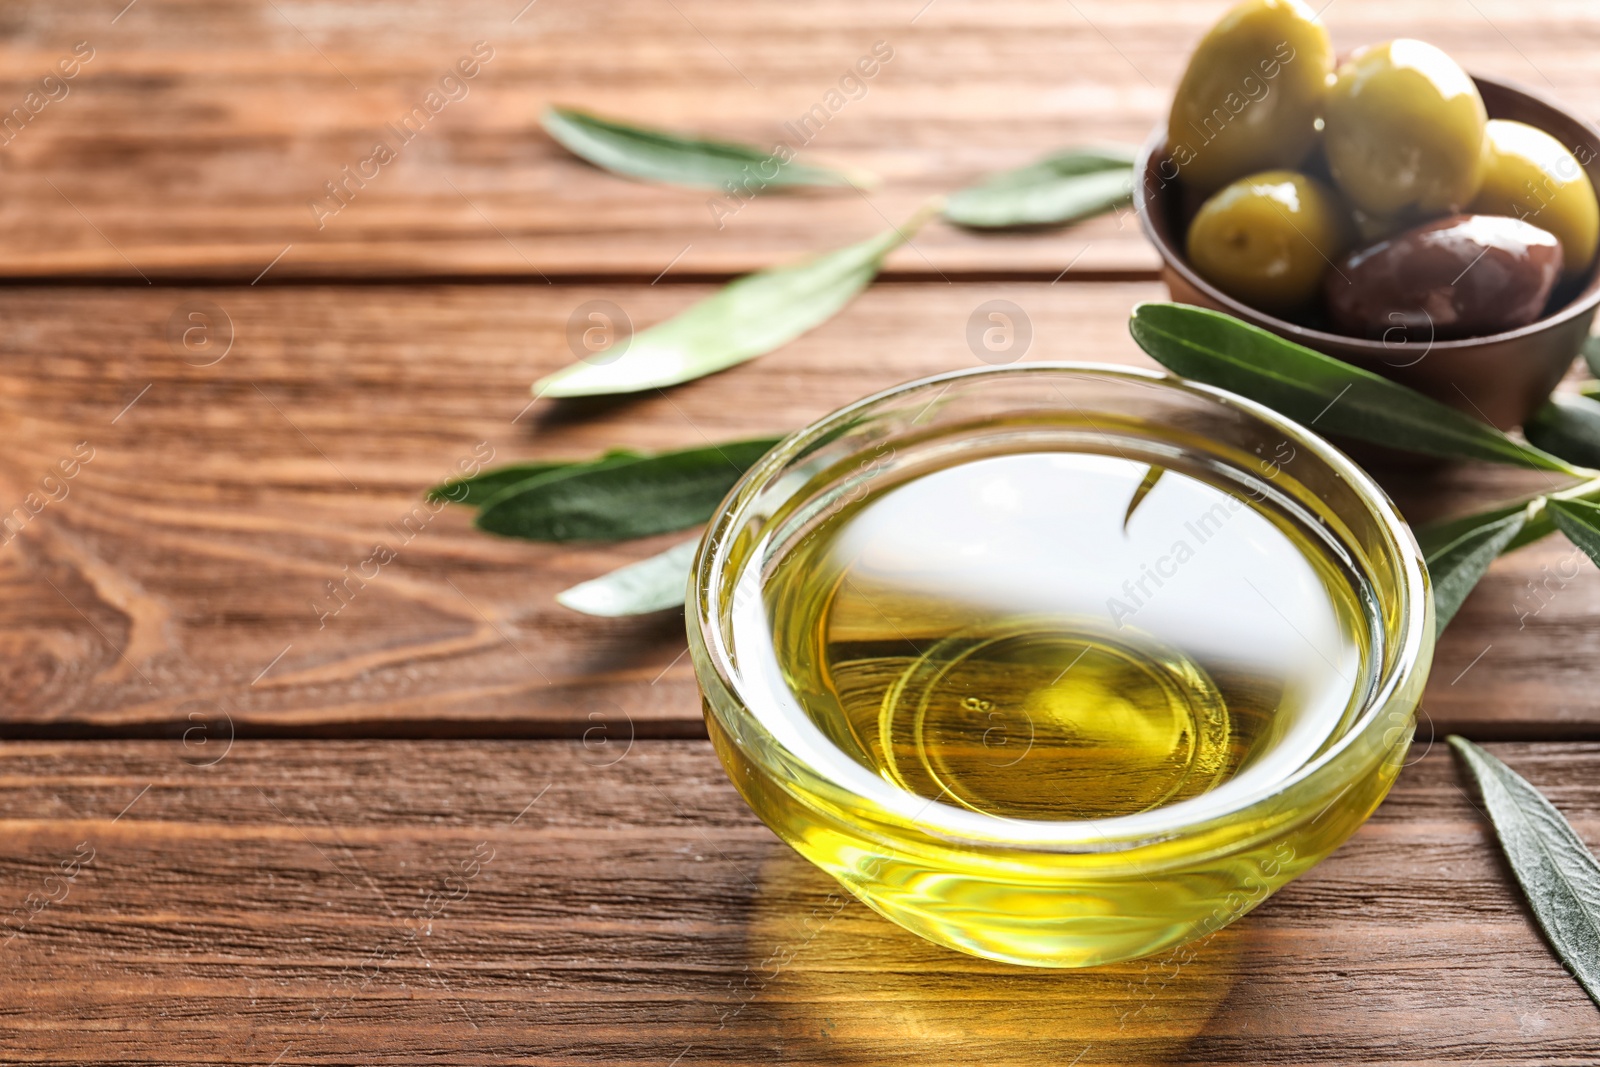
left=1324, top=214, right=1563, bottom=341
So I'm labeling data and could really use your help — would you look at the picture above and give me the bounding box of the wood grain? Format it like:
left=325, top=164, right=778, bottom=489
left=0, top=0, right=1597, bottom=279
left=0, top=282, right=1147, bottom=735
left=0, top=738, right=1594, bottom=1065
left=4, top=2, right=1597, bottom=1057
left=0, top=282, right=1593, bottom=737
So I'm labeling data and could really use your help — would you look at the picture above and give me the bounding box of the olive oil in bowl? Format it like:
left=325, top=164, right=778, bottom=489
left=763, top=449, right=1372, bottom=825
left=692, top=366, right=1432, bottom=967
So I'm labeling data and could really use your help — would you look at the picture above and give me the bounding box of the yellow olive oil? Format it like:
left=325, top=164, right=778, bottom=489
left=759, top=448, right=1375, bottom=824
left=698, top=383, right=1430, bottom=968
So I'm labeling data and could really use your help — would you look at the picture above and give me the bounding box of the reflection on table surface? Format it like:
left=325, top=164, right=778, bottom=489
left=706, top=849, right=1247, bottom=1066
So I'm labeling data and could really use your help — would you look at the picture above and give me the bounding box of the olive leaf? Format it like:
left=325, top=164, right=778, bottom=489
left=541, top=106, right=870, bottom=190
left=1548, top=498, right=1600, bottom=570
left=476, top=437, right=781, bottom=542
left=429, top=449, right=643, bottom=507
left=1128, top=303, right=1583, bottom=473
left=536, top=205, right=940, bottom=398
left=1122, top=465, right=1164, bottom=531
left=1417, top=485, right=1600, bottom=595
left=1526, top=394, right=1600, bottom=470
left=1416, top=500, right=1534, bottom=558
left=1425, top=510, right=1528, bottom=631
left=556, top=539, right=698, bottom=616
left=1448, top=736, right=1600, bottom=1011
left=944, top=145, right=1137, bottom=229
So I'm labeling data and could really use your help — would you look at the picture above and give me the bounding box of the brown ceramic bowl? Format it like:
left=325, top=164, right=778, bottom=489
left=1137, top=73, right=1600, bottom=431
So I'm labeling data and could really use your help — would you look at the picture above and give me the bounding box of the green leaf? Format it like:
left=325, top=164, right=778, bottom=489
left=476, top=437, right=781, bottom=542
left=1448, top=736, right=1600, bottom=1011
left=1427, top=511, right=1523, bottom=630
left=1579, top=380, right=1600, bottom=401
left=1122, top=465, right=1164, bottom=531
left=433, top=463, right=566, bottom=506
left=541, top=105, right=869, bottom=190
left=1425, top=510, right=1527, bottom=631
left=430, top=449, right=643, bottom=507
left=1526, top=394, right=1600, bottom=470
left=556, top=539, right=698, bottom=616
left=1419, top=478, right=1600, bottom=563
left=1548, top=499, right=1600, bottom=571
left=1583, top=333, right=1600, bottom=379
left=944, top=146, right=1137, bottom=229
left=1417, top=499, right=1536, bottom=558
left=536, top=207, right=937, bottom=398
left=1128, top=303, right=1582, bottom=473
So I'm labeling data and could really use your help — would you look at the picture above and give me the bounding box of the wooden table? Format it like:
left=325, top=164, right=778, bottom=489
left=2, top=2, right=1598, bottom=1063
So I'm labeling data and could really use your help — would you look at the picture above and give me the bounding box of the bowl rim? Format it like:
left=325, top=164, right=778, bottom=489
left=689, top=361, right=1433, bottom=851
left=1135, top=71, right=1600, bottom=353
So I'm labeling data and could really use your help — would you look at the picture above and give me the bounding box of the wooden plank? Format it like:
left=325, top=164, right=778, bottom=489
left=0, top=281, right=1149, bottom=735
left=0, top=739, right=1595, bottom=1064
left=0, top=281, right=1595, bottom=737
left=1, top=1, right=1598, bottom=278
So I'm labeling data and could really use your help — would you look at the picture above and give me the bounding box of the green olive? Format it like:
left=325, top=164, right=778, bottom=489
left=1324, top=39, right=1487, bottom=218
left=1186, top=170, right=1350, bottom=312
left=1350, top=206, right=1405, bottom=244
left=1471, top=119, right=1599, bottom=274
left=1165, top=0, right=1334, bottom=193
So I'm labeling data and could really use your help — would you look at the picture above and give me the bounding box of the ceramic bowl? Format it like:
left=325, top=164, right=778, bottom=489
left=1137, top=74, right=1600, bottom=430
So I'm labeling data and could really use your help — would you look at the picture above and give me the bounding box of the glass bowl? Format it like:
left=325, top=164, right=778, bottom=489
left=688, top=363, right=1433, bottom=968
